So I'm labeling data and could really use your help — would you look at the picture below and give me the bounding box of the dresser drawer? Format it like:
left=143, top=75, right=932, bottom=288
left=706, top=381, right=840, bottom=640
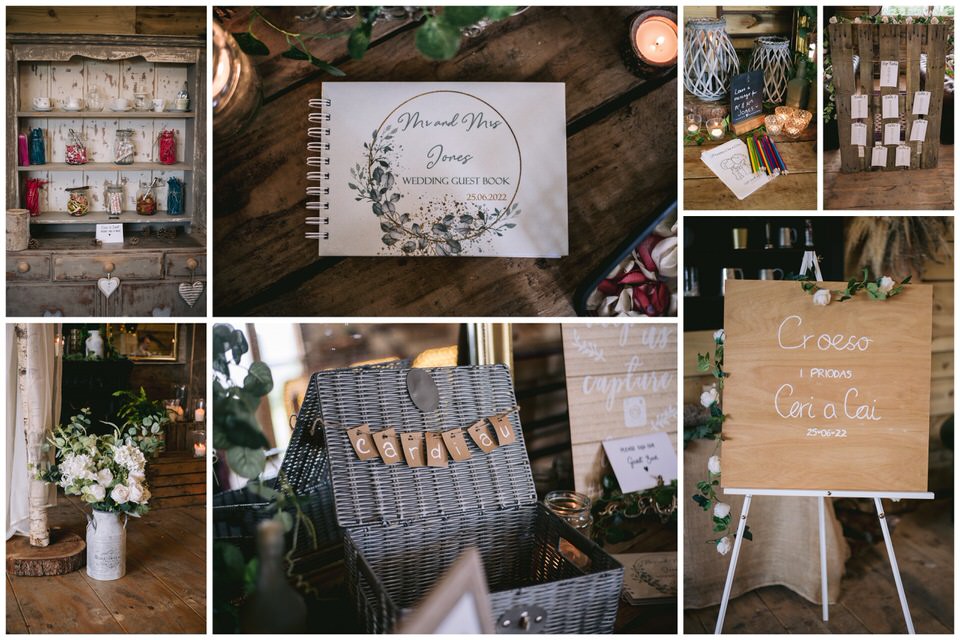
left=8, top=283, right=96, bottom=317
left=165, top=253, right=206, bottom=277
left=6, top=255, right=50, bottom=282
left=53, top=253, right=164, bottom=282
left=120, top=281, right=206, bottom=317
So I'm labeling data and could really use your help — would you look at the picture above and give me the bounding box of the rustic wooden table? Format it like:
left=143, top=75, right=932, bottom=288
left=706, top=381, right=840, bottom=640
left=824, top=146, right=955, bottom=210
left=683, top=119, right=817, bottom=211
left=214, top=7, right=677, bottom=316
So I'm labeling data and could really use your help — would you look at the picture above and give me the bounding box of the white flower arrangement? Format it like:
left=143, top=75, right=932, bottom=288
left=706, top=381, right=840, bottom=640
left=40, top=409, right=152, bottom=516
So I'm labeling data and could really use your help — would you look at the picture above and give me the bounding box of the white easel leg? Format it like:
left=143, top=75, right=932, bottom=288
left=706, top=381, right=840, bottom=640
left=715, top=495, right=752, bottom=635
left=873, top=497, right=916, bottom=634
left=818, top=496, right=829, bottom=622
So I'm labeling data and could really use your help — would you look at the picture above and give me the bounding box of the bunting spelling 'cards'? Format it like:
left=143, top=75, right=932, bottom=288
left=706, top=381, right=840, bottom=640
left=345, top=413, right=518, bottom=466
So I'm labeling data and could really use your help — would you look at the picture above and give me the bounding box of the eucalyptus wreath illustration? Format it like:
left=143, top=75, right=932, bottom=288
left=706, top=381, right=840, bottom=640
left=347, top=126, right=521, bottom=255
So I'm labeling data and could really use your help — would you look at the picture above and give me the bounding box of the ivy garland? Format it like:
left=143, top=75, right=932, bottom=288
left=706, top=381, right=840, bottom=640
left=347, top=126, right=522, bottom=255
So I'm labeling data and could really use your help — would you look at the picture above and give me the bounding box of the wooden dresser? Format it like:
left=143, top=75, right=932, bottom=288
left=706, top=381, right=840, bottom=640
left=6, top=33, right=206, bottom=317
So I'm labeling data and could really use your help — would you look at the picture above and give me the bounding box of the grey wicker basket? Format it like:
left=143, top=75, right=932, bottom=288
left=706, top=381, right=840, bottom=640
left=314, top=364, right=624, bottom=633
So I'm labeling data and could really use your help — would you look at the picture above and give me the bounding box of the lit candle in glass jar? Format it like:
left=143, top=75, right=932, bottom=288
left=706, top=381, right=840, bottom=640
left=634, top=15, right=678, bottom=65
left=213, top=22, right=263, bottom=141
left=707, top=118, right=725, bottom=140
left=685, top=112, right=703, bottom=134
left=194, top=441, right=206, bottom=457
left=765, top=114, right=783, bottom=136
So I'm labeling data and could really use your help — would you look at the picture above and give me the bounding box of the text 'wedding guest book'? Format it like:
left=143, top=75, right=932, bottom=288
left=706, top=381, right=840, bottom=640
left=307, top=82, right=568, bottom=257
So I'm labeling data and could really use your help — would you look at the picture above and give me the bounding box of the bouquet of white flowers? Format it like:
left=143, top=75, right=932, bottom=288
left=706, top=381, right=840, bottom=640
left=41, top=409, right=152, bottom=516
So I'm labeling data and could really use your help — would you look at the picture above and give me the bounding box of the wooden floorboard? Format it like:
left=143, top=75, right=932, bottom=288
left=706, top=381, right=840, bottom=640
left=824, top=146, right=954, bottom=210
left=7, top=492, right=206, bottom=634
left=685, top=498, right=953, bottom=634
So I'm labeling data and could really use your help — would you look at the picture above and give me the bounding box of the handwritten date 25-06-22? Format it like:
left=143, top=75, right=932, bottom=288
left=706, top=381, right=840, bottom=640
left=466, top=193, right=508, bottom=201
left=805, top=428, right=848, bottom=438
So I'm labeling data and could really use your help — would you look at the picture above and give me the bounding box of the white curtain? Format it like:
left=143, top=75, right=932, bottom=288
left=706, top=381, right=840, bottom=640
left=6, top=323, right=62, bottom=540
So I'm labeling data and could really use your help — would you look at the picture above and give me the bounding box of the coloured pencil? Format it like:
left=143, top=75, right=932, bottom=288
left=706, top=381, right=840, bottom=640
left=765, top=135, right=784, bottom=175
left=750, top=136, right=760, bottom=173
left=755, top=135, right=771, bottom=175
left=747, top=136, right=757, bottom=173
left=766, top=135, right=788, bottom=174
left=760, top=136, right=778, bottom=175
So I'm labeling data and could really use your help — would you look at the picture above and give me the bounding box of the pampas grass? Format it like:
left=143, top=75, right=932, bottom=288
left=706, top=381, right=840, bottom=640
left=845, top=217, right=952, bottom=279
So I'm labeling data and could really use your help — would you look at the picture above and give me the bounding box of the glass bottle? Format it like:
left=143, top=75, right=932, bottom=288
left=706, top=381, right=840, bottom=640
left=28, top=128, right=45, bottom=165
left=785, top=59, right=810, bottom=110
left=114, top=129, right=135, bottom=165
left=240, top=520, right=307, bottom=633
left=166, top=177, right=184, bottom=215
left=544, top=490, right=594, bottom=535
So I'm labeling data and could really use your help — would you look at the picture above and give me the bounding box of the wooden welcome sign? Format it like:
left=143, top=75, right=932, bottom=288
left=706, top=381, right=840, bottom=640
left=721, top=280, right=933, bottom=492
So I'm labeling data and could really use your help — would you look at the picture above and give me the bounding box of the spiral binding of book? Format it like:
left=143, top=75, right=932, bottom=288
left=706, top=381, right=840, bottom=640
left=306, top=98, right=331, bottom=240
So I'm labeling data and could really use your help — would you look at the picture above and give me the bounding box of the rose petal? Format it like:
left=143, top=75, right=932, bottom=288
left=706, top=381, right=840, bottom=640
left=618, top=271, right=650, bottom=286
left=597, top=278, right=622, bottom=296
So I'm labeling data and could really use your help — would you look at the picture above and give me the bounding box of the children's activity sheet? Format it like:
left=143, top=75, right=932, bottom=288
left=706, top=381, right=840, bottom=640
left=700, top=139, right=772, bottom=200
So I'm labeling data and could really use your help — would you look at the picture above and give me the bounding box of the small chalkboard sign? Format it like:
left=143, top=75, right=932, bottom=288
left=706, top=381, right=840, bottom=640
left=730, top=70, right=765, bottom=134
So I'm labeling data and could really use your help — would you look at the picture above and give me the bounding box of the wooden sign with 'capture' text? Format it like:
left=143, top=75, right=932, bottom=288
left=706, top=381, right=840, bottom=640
left=722, top=280, right=933, bottom=492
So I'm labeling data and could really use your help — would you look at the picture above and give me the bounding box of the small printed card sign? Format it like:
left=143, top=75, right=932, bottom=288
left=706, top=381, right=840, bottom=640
left=895, top=145, right=911, bottom=167
left=729, top=70, right=764, bottom=133
left=912, top=91, right=931, bottom=115
left=601, top=432, right=677, bottom=493
left=850, top=122, right=867, bottom=147
left=909, top=119, right=928, bottom=142
left=880, top=61, right=899, bottom=87
left=871, top=145, right=888, bottom=167
left=96, top=223, right=123, bottom=244
left=617, top=552, right=677, bottom=605
left=851, top=94, right=868, bottom=119
left=721, top=280, right=933, bottom=491
left=883, top=123, right=900, bottom=146
left=881, top=94, right=899, bottom=119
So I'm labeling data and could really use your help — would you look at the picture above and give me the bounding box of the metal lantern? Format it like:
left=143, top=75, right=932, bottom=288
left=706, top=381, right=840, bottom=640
left=683, top=18, right=739, bottom=101
left=749, top=36, right=794, bottom=104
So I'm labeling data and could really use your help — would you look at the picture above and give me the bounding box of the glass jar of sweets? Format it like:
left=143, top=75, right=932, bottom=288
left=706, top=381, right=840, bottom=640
left=136, top=181, right=157, bottom=216
left=105, top=183, right=124, bottom=218
left=66, top=186, right=90, bottom=217
left=544, top=490, right=594, bottom=535
left=114, top=129, right=135, bottom=164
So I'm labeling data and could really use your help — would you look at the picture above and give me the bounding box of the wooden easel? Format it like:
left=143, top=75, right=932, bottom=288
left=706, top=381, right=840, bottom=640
left=715, top=488, right=933, bottom=634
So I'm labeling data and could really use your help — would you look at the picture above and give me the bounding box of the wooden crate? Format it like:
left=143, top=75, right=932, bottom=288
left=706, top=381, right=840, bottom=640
left=146, top=451, right=205, bottom=509
left=828, top=22, right=946, bottom=172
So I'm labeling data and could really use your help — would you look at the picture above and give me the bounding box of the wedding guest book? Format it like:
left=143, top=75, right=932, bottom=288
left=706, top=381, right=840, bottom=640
left=307, top=82, right=568, bottom=257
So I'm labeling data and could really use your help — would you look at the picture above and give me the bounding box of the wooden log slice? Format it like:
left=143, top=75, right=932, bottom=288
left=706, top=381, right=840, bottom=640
left=6, top=529, right=85, bottom=576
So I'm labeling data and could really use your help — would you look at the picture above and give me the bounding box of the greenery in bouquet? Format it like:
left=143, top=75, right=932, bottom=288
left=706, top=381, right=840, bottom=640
left=111, top=387, right=169, bottom=456
left=39, top=409, right=151, bottom=516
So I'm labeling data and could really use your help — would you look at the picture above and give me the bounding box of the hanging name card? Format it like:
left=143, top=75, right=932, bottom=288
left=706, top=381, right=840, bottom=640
left=881, top=94, right=898, bottom=119
left=895, top=145, right=911, bottom=167
left=850, top=94, right=868, bottom=119
left=883, top=123, right=900, bottom=146
left=721, top=280, right=933, bottom=492
left=871, top=145, right=888, bottom=167
left=909, top=119, right=928, bottom=142
left=850, top=123, right=867, bottom=147
left=879, top=61, right=899, bottom=87
left=912, top=91, right=931, bottom=115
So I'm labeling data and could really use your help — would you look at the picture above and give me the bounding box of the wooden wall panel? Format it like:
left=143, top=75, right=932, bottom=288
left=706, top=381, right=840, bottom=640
left=7, top=7, right=205, bottom=37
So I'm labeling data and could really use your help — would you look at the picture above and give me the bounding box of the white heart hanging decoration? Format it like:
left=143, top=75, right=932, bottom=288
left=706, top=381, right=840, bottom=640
left=178, top=280, right=204, bottom=307
left=98, top=276, right=120, bottom=298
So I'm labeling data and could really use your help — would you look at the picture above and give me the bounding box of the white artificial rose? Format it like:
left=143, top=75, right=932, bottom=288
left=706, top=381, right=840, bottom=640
left=110, top=484, right=130, bottom=504
left=813, top=289, right=832, bottom=306
left=708, top=455, right=721, bottom=475
left=878, top=276, right=895, bottom=293
left=88, top=484, right=106, bottom=501
left=127, top=482, right=145, bottom=504
left=881, top=15, right=889, bottom=23
left=905, top=16, right=913, bottom=23
left=651, top=237, right=678, bottom=278
left=717, top=536, right=732, bottom=555
left=931, top=17, right=939, bottom=24
left=97, top=468, right=114, bottom=487
left=853, top=17, right=862, bottom=23
left=128, top=471, right=146, bottom=483
left=700, top=387, right=719, bottom=408
left=713, top=329, right=725, bottom=343
left=714, top=502, right=732, bottom=519
left=829, top=16, right=838, bottom=24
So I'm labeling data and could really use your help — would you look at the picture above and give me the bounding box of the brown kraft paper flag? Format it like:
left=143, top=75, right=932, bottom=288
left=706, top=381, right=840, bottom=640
left=467, top=420, right=500, bottom=453
left=347, top=424, right=380, bottom=461
left=400, top=432, right=426, bottom=467
left=424, top=431, right=449, bottom=468
left=442, top=428, right=472, bottom=461
left=372, top=428, right=403, bottom=464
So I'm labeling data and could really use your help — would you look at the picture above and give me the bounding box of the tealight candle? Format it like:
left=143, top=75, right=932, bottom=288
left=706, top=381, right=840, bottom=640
left=623, top=10, right=679, bottom=79
left=685, top=112, right=703, bottom=134
left=765, top=114, right=783, bottom=136
left=706, top=118, right=725, bottom=140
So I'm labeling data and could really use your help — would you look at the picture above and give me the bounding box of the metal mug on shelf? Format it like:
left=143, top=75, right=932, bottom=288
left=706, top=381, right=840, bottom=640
left=758, top=268, right=785, bottom=280
left=721, top=267, right=744, bottom=295
left=777, top=227, right=798, bottom=249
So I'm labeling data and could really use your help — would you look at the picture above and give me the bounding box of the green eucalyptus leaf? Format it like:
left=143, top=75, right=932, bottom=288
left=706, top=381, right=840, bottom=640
left=415, top=17, right=462, bottom=61
left=243, top=361, right=274, bottom=397
left=310, top=58, right=346, bottom=77
left=234, top=32, right=269, bottom=56
left=281, top=46, right=310, bottom=61
left=348, top=23, right=372, bottom=59
left=440, top=6, right=488, bottom=27
left=226, top=447, right=266, bottom=480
